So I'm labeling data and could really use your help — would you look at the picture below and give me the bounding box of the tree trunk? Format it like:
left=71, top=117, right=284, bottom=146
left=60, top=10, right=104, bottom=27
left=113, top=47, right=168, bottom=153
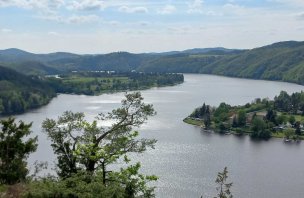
left=102, top=161, right=106, bottom=185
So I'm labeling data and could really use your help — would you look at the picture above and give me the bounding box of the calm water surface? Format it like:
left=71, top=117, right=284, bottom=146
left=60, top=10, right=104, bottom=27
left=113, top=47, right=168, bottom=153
left=11, top=74, right=304, bottom=198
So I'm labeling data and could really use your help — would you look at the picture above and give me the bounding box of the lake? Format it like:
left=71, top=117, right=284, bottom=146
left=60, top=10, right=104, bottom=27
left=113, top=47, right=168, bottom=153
left=10, top=74, right=304, bottom=198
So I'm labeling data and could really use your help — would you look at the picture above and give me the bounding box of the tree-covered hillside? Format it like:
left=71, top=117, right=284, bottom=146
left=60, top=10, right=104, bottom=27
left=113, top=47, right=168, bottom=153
left=0, top=66, right=184, bottom=115
left=1, top=41, right=304, bottom=85
left=138, top=54, right=222, bottom=73
left=0, top=66, right=56, bottom=115
left=200, top=41, right=304, bottom=84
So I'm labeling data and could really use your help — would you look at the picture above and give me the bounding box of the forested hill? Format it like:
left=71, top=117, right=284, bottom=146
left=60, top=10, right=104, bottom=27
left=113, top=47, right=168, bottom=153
left=1, top=41, right=304, bottom=84
left=0, top=47, right=240, bottom=75
left=0, top=66, right=184, bottom=115
left=200, top=41, right=304, bottom=84
left=0, top=66, right=56, bottom=115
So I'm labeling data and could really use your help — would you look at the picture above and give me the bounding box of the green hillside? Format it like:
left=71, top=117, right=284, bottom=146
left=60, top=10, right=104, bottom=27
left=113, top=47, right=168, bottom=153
left=0, top=66, right=56, bottom=115
left=199, top=41, right=304, bottom=84
left=0, top=41, right=304, bottom=85
left=138, top=54, right=222, bottom=73
left=1, top=61, right=59, bottom=75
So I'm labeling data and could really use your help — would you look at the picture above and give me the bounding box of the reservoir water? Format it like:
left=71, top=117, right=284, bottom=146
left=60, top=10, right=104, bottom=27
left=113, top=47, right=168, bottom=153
left=11, top=74, right=304, bottom=198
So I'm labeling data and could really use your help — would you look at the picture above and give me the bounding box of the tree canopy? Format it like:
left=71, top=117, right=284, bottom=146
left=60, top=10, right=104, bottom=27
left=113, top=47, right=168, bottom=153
left=41, top=92, right=158, bottom=197
left=0, top=117, right=37, bottom=185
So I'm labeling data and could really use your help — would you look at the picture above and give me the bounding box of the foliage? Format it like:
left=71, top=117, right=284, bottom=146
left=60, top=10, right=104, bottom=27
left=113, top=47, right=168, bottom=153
left=284, top=128, right=295, bottom=139
left=0, top=118, right=38, bottom=185
left=48, top=72, right=184, bottom=95
left=200, top=41, right=304, bottom=85
left=265, top=109, right=277, bottom=124
left=274, top=91, right=304, bottom=114
left=289, top=115, right=296, bottom=125
left=2, top=41, right=304, bottom=86
left=237, top=110, right=246, bottom=127
left=0, top=66, right=183, bottom=115
left=0, top=66, right=56, bottom=115
left=213, top=103, right=231, bottom=123
left=190, top=103, right=212, bottom=128
left=187, top=91, right=304, bottom=140
left=214, top=167, right=233, bottom=198
left=42, top=92, right=157, bottom=196
left=251, top=118, right=271, bottom=140
left=109, top=162, right=158, bottom=198
left=25, top=172, right=126, bottom=198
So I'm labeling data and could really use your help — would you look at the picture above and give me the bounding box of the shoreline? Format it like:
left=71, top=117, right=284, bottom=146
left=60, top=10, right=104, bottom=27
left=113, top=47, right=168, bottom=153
left=183, top=117, right=304, bottom=141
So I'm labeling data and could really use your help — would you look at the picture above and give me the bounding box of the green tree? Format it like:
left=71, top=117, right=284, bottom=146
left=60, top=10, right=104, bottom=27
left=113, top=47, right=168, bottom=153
left=237, top=110, right=246, bottom=127
left=213, top=103, right=230, bottom=123
left=289, top=115, right=296, bottom=126
left=214, top=167, right=233, bottom=198
left=265, top=109, right=277, bottom=124
left=251, top=117, right=271, bottom=139
left=232, top=116, right=238, bottom=128
left=204, top=106, right=211, bottom=128
left=276, top=115, right=287, bottom=125
left=42, top=92, right=157, bottom=196
left=284, top=128, right=295, bottom=139
left=199, top=103, right=206, bottom=118
left=294, top=121, right=302, bottom=136
left=0, top=117, right=38, bottom=184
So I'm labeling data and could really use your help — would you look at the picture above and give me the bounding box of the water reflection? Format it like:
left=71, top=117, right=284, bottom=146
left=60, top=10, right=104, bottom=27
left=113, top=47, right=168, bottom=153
left=5, top=74, right=304, bottom=198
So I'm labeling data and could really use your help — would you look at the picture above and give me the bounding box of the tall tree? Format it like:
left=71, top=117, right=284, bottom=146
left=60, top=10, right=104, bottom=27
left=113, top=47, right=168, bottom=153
left=265, top=109, right=277, bottom=124
left=0, top=118, right=37, bottom=184
left=42, top=92, right=157, bottom=187
left=251, top=117, right=271, bottom=139
left=237, top=110, right=246, bottom=127
left=294, top=121, right=302, bottom=136
left=232, top=115, right=238, bottom=128
left=204, top=106, right=211, bottom=128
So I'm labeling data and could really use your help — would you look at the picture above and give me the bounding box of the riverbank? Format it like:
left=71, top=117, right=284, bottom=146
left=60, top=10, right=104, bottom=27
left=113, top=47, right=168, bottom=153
left=183, top=117, right=304, bottom=140
left=0, top=72, right=184, bottom=116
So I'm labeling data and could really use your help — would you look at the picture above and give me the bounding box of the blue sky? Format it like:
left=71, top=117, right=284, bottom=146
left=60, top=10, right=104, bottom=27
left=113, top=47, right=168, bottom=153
left=0, top=0, right=304, bottom=53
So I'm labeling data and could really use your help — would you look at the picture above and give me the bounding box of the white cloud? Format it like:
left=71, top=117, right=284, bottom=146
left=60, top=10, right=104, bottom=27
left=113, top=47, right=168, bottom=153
left=68, top=0, right=105, bottom=11
left=118, top=6, right=148, bottom=14
left=187, top=0, right=204, bottom=14
left=0, top=0, right=64, bottom=10
left=1, top=28, right=12, bottom=33
left=39, top=14, right=100, bottom=24
left=157, top=5, right=176, bottom=15
left=205, top=10, right=221, bottom=16
left=48, top=31, right=59, bottom=36
left=67, top=15, right=99, bottom=24
left=222, top=3, right=253, bottom=16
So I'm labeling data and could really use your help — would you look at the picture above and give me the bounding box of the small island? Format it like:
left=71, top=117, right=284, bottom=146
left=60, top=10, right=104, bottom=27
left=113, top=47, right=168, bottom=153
left=184, top=91, right=304, bottom=141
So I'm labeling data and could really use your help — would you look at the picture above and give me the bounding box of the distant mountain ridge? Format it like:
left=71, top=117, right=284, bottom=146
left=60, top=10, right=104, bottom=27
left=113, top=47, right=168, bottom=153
left=1, top=40, right=304, bottom=85
left=199, top=41, right=304, bottom=84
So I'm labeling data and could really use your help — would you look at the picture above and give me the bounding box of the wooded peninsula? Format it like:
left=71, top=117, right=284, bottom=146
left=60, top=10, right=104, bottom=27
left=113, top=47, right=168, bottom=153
left=184, top=91, right=304, bottom=141
left=0, top=66, right=184, bottom=115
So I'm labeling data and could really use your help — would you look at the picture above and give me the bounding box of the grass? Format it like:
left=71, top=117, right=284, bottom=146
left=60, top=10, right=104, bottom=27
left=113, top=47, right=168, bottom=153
left=183, top=117, right=203, bottom=126
left=271, top=132, right=286, bottom=138
left=0, top=185, right=7, bottom=193
left=293, top=115, right=304, bottom=122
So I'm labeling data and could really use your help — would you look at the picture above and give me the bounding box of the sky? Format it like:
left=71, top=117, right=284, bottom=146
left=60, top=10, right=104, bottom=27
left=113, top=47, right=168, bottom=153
left=0, top=0, right=304, bottom=54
